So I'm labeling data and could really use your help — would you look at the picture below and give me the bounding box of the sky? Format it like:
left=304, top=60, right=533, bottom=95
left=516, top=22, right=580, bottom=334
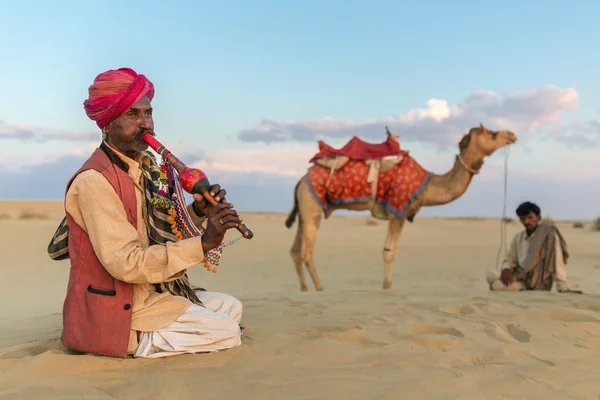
left=1, top=1, right=599, bottom=220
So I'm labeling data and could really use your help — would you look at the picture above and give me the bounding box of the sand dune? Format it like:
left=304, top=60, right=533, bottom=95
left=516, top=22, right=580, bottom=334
left=1, top=201, right=599, bottom=399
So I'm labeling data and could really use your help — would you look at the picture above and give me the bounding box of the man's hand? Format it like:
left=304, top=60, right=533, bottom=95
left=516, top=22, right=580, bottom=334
left=192, top=184, right=227, bottom=216
left=201, top=202, right=241, bottom=253
left=500, top=268, right=515, bottom=286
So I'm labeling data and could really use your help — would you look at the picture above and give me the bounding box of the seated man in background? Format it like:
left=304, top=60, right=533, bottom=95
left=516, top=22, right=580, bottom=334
left=487, top=201, right=582, bottom=293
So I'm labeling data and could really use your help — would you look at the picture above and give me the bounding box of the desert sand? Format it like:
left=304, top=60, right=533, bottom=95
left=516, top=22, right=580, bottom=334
left=1, top=200, right=599, bottom=399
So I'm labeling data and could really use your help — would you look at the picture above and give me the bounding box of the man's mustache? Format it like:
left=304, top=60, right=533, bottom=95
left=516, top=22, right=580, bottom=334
left=136, top=129, right=154, bottom=139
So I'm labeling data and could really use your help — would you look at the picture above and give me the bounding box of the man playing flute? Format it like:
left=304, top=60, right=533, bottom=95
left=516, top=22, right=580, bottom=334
left=47, top=67, right=244, bottom=358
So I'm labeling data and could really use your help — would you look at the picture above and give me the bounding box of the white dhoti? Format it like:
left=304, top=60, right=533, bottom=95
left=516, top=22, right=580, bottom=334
left=134, top=291, right=243, bottom=358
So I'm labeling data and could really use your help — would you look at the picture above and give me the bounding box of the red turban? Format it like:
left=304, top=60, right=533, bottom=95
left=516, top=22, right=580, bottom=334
left=83, top=67, right=155, bottom=129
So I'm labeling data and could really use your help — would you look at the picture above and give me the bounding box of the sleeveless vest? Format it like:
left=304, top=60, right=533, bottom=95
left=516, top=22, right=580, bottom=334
left=61, top=148, right=137, bottom=358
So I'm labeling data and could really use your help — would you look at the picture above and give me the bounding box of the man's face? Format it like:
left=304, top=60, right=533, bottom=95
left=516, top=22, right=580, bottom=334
left=519, top=211, right=540, bottom=233
left=105, top=96, right=154, bottom=158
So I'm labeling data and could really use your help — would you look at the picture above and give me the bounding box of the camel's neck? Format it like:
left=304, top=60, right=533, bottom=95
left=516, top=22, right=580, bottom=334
left=421, top=150, right=483, bottom=206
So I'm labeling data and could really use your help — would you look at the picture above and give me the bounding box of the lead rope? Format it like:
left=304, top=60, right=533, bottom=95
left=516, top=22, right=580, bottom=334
left=495, top=146, right=511, bottom=269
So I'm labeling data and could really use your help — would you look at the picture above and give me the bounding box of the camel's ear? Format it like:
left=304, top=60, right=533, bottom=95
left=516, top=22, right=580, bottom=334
left=479, top=123, right=488, bottom=133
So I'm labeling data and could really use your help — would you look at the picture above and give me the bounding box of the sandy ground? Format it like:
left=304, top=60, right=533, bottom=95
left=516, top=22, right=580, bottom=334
left=1, top=200, right=600, bottom=399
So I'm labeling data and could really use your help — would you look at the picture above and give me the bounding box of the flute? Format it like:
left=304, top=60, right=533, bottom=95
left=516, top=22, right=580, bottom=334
left=142, top=131, right=254, bottom=240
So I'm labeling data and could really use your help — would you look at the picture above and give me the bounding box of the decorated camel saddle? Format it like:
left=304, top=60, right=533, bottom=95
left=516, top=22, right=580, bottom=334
left=311, top=127, right=406, bottom=174
left=306, top=127, right=431, bottom=220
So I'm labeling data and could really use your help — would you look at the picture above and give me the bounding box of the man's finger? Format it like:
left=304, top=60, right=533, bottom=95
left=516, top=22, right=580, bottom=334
left=220, top=221, right=240, bottom=230
left=207, top=202, right=232, bottom=215
left=219, top=215, right=241, bottom=225
left=209, top=207, right=236, bottom=222
left=212, top=216, right=240, bottom=229
left=209, top=184, right=221, bottom=197
left=214, top=202, right=233, bottom=209
left=212, top=203, right=235, bottom=214
left=213, top=209, right=238, bottom=221
left=214, top=189, right=227, bottom=202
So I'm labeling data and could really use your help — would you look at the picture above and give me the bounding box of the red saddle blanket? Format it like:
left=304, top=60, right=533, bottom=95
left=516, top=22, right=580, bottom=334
left=306, top=156, right=431, bottom=218
left=310, top=135, right=405, bottom=163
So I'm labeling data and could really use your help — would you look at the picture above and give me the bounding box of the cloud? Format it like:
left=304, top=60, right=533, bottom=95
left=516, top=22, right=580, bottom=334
left=238, top=85, right=587, bottom=147
left=543, top=119, right=600, bottom=148
left=0, top=141, right=99, bottom=173
left=0, top=121, right=97, bottom=142
left=188, top=147, right=316, bottom=180
left=3, top=85, right=595, bottom=151
left=2, top=150, right=599, bottom=221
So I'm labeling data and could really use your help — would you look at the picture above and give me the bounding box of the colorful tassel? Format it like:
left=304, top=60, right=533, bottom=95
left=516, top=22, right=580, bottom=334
left=157, top=159, right=241, bottom=272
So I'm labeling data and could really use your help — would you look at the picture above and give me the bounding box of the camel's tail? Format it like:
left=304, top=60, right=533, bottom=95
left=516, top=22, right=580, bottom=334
left=285, top=178, right=302, bottom=228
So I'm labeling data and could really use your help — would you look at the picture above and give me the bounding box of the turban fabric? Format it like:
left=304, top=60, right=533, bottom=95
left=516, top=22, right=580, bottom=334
left=83, top=67, right=155, bottom=129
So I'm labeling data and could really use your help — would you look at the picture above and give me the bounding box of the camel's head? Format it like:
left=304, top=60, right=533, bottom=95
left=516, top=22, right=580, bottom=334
left=459, top=123, right=517, bottom=157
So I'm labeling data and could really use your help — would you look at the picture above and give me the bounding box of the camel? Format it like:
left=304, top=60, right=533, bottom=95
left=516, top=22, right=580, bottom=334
left=284, top=124, right=517, bottom=291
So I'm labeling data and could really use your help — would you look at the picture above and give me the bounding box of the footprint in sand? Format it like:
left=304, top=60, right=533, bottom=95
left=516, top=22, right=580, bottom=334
left=438, top=305, right=478, bottom=316
left=514, top=373, right=557, bottom=390
left=505, top=324, right=531, bottom=342
left=295, top=325, right=360, bottom=341
left=505, top=349, right=555, bottom=366
left=294, top=325, right=390, bottom=347
left=407, top=324, right=465, bottom=338
left=284, top=301, right=327, bottom=317
left=576, top=340, right=600, bottom=350
left=445, top=354, right=513, bottom=370
left=346, top=313, right=396, bottom=327
left=241, top=335, right=253, bottom=346
left=485, top=322, right=531, bottom=343
left=403, top=323, right=464, bottom=350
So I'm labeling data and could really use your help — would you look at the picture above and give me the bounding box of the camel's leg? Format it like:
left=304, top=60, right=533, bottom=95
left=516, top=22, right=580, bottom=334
left=289, top=179, right=325, bottom=291
left=290, top=219, right=309, bottom=291
left=302, top=212, right=323, bottom=291
left=382, top=215, right=406, bottom=290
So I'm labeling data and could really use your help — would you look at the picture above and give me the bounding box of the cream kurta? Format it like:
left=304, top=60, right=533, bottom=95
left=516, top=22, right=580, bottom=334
left=65, top=144, right=208, bottom=353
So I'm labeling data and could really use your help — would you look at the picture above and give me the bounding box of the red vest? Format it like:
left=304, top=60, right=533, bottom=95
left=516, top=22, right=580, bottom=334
left=61, top=148, right=137, bottom=358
